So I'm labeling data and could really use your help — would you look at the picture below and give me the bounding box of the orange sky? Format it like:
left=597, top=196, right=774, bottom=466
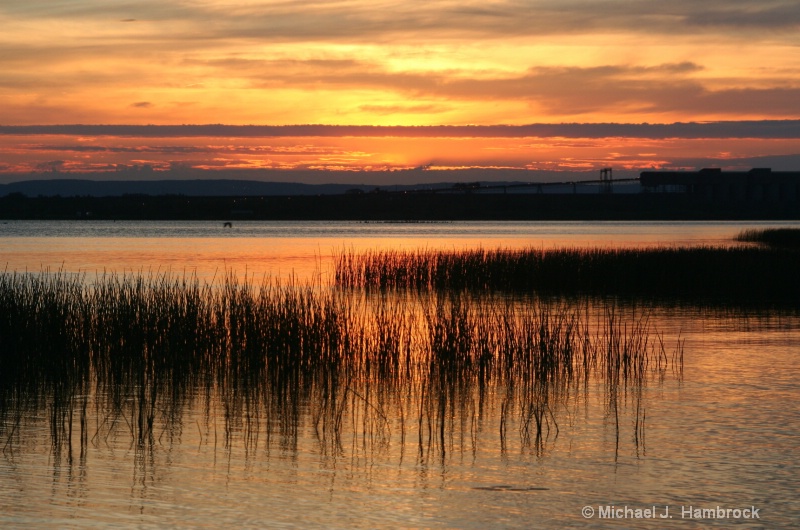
left=2, top=128, right=800, bottom=180
left=1, top=1, right=799, bottom=178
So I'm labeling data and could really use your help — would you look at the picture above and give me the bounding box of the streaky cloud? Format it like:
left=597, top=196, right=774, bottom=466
left=358, top=104, right=451, bottom=115
left=2, top=121, right=800, bottom=139
left=3, top=1, right=797, bottom=43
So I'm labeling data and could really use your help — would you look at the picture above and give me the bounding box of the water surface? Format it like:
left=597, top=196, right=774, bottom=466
left=1, top=220, right=798, bottom=528
left=3, top=220, right=797, bottom=282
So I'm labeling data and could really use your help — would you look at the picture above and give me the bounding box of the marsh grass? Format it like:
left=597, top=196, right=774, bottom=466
left=335, top=245, right=800, bottom=305
left=0, top=268, right=681, bottom=468
left=735, top=228, right=800, bottom=249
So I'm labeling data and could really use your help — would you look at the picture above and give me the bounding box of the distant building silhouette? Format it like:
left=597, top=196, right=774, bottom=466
left=640, top=168, right=800, bottom=203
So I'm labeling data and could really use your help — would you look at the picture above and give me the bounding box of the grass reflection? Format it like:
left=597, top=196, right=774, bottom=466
left=1, top=269, right=683, bottom=474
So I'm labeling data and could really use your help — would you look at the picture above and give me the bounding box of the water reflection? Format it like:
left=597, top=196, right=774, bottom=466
left=3, top=219, right=798, bottom=283
left=3, top=263, right=799, bottom=526
left=1, top=273, right=685, bottom=480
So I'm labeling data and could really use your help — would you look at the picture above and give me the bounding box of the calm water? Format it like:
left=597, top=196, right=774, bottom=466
left=2, top=219, right=799, bottom=282
left=1, top=220, right=799, bottom=528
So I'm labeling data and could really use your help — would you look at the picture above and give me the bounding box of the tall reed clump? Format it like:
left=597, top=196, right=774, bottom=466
left=0, top=269, right=682, bottom=464
left=735, top=228, right=800, bottom=249
left=334, top=246, right=800, bottom=305
left=0, top=270, right=92, bottom=462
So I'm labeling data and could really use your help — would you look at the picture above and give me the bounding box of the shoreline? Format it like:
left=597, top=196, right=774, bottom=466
left=2, top=193, right=799, bottom=221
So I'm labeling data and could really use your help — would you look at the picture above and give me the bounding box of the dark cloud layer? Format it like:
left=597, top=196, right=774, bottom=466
left=3, top=1, right=798, bottom=44
left=2, top=121, right=800, bottom=139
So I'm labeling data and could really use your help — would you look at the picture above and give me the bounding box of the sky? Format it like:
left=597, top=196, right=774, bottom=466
left=1, top=1, right=800, bottom=180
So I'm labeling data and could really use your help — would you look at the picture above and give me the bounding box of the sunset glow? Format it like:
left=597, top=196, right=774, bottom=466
left=2, top=1, right=800, bottom=180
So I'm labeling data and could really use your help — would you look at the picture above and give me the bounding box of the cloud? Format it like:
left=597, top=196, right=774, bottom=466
left=221, top=58, right=796, bottom=118
left=3, top=121, right=800, bottom=139
left=678, top=0, right=800, bottom=29
left=3, top=1, right=798, bottom=45
left=178, top=1, right=800, bottom=41
left=663, top=153, right=800, bottom=171
left=2, top=1, right=797, bottom=127
left=19, top=143, right=355, bottom=157
left=358, top=104, right=451, bottom=115
left=34, top=160, right=65, bottom=171
left=448, top=67, right=800, bottom=118
left=23, top=144, right=213, bottom=154
left=0, top=1, right=194, bottom=24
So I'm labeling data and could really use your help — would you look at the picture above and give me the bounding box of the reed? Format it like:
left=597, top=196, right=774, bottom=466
left=0, top=268, right=681, bottom=464
left=735, top=227, right=800, bottom=249
left=334, top=245, right=800, bottom=304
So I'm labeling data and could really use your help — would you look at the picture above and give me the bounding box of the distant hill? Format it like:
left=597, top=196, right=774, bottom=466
left=0, top=179, right=385, bottom=197
left=0, top=170, right=646, bottom=197
left=0, top=178, right=641, bottom=198
left=0, top=167, right=644, bottom=197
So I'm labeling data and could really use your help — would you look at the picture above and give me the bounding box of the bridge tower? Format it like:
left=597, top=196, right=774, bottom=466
left=600, top=167, right=613, bottom=194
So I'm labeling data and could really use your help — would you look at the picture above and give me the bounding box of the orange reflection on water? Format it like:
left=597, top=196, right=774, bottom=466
left=5, top=220, right=793, bottom=284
